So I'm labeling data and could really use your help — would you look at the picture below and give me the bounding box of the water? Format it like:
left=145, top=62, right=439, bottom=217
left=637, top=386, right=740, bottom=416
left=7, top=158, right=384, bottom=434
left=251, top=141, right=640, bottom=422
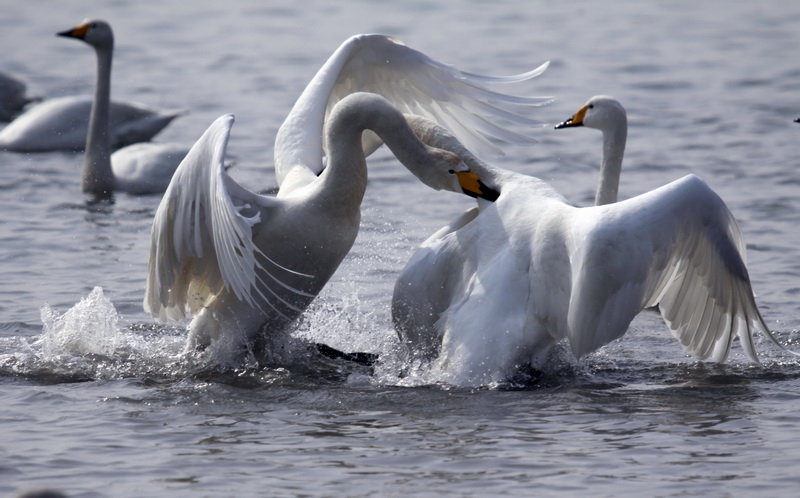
left=2, top=0, right=800, bottom=496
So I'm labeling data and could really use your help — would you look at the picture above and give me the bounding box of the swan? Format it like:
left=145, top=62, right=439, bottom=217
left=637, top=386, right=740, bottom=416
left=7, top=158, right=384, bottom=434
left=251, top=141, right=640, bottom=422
left=145, top=94, right=476, bottom=363
left=105, top=142, right=190, bottom=195
left=392, top=95, right=791, bottom=386
left=0, top=19, right=182, bottom=154
left=57, top=19, right=188, bottom=195
left=143, top=34, right=549, bottom=364
left=0, top=71, right=38, bottom=121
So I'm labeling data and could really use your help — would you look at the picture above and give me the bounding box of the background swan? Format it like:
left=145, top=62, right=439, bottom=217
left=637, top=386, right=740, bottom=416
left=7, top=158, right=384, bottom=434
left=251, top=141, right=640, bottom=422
left=392, top=95, right=790, bottom=386
left=0, top=71, right=38, bottom=121
left=106, top=142, right=190, bottom=195
left=144, top=34, right=550, bottom=364
left=56, top=19, right=187, bottom=195
left=0, top=19, right=181, bottom=153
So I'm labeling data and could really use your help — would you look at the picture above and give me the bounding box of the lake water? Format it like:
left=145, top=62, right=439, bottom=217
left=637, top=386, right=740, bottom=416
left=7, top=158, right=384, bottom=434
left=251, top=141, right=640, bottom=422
left=2, top=0, right=800, bottom=496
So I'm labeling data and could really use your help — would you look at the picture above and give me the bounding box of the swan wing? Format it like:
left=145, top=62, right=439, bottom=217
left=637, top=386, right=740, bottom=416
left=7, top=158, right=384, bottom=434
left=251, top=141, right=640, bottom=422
left=144, top=114, right=301, bottom=323
left=0, top=71, right=33, bottom=121
left=274, top=34, right=550, bottom=186
left=567, top=174, right=782, bottom=362
left=108, top=100, right=184, bottom=147
left=393, top=207, right=480, bottom=356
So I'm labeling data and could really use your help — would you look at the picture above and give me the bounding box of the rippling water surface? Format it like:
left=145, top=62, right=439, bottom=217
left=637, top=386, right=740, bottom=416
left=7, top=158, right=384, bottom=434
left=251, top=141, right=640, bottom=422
left=2, top=1, right=800, bottom=496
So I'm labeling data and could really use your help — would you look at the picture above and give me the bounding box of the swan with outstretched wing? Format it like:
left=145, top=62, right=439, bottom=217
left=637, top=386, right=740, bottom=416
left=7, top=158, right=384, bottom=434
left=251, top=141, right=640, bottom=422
left=144, top=35, right=549, bottom=364
left=392, top=96, right=794, bottom=386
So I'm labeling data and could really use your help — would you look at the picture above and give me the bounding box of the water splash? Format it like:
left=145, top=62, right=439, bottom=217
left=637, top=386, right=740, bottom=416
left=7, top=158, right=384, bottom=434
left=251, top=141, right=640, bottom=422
left=40, top=286, right=121, bottom=358
left=0, top=287, right=186, bottom=382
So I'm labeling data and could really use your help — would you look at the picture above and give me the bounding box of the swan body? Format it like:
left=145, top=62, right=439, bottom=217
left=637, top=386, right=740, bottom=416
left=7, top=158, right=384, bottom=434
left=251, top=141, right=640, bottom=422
left=109, top=142, right=189, bottom=194
left=392, top=96, right=787, bottom=386
left=0, top=96, right=180, bottom=152
left=0, top=19, right=181, bottom=163
left=0, top=71, right=37, bottom=121
left=143, top=34, right=549, bottom=363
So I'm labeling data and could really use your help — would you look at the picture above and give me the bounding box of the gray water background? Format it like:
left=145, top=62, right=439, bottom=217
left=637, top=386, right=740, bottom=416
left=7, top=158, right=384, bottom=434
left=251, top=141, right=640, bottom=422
left=2, top=1, right=800, bottom=496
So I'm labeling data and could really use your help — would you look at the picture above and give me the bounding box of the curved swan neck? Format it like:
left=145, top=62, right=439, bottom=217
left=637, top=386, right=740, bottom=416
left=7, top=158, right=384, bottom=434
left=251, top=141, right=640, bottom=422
left=82, top=41, right=115, bottom=196
left=595, top=116, right=626, bottom=206
left=320, top=93, right=440, bottom=210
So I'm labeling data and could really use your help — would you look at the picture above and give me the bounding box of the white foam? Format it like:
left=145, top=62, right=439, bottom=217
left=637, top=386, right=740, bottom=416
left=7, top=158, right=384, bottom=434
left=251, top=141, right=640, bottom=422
left=40, top=287, right=122, bottom=358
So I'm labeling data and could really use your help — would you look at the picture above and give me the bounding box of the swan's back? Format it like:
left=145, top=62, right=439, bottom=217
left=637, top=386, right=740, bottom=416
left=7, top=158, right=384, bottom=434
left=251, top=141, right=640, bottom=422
left=111, top=142, right=188, bottom=194
left=0, top=96, right=182, bottom=152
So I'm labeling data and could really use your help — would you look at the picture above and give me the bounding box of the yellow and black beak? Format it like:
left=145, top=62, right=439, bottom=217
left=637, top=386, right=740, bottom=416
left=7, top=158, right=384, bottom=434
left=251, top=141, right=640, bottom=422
left=456, top=171, right=499, bottom=202
left=57, top=23, right=90, bottom=40
left=555, top=104, right=588, bottom=129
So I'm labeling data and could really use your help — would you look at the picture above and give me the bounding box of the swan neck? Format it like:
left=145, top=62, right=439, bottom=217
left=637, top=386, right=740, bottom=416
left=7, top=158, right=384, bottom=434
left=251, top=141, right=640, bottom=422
left=321, top=95, right=436, bottom=211
left=595, top=121, right=626, bottom=205
left=82, top=44, right=115, bottom=196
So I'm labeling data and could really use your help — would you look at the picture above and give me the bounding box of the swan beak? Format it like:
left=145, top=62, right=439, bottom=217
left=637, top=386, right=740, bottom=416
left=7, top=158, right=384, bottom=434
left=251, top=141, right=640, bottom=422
left=456, top=171, right=500, bottom=202
left=554, top=104, right=588, bottom=129
left=57, top=23, right=90, bottom=39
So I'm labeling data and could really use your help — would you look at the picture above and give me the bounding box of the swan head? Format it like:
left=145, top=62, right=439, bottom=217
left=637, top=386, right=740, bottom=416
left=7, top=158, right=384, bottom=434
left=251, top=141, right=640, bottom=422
left=410, top=139, right=500, bottom=201
left=554, top=95, right=627, bottom=131
left=410, top=147, right=478, bottom=196
left=400, top=114, right=500, bottom=201
left=57, top=19, right=114, bottom=50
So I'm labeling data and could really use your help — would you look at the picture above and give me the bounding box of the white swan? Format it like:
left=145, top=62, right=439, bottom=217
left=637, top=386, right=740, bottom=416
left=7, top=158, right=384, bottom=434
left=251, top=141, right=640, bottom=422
left=56, top=19, right=188, bottom=195
left=392, top=95, right=790, bottom=386
left=0, top=71, right=38, bottom=121
left=146, top=94, right=474, bottom=363
left=143, top=34, right=549, bottom=364
left=0, top=19, right=182, bottom=154
left=105, top=142, right=190, bottom=195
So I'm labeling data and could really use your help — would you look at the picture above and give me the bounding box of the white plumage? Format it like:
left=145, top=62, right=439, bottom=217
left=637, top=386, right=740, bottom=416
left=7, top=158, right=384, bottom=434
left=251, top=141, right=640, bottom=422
left=143, top=34, right=549, bottom=364
left=0, top=19, right=184, bottom=196
left=393, top=96, right=791, bottom=386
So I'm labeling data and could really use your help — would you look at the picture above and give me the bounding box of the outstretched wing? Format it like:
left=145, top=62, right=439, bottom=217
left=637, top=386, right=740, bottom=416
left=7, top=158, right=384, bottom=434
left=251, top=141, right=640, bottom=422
left=143, top=114, right=310, bottom=323
left=567, top=174, right=788, bottom=362
left=274, top=34, right=550, bottom=187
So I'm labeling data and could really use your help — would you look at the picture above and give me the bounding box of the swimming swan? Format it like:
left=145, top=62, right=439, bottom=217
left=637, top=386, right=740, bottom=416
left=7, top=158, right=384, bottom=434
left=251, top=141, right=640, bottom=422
left=0, top=20, right=181, bottom=156
left=143, top=34, right=549, bottom=364
left=104, top=142, right=190, bottom=195
left=53, top=20, right=188, bottom=195
left=392, top=95, right=789, bottom=386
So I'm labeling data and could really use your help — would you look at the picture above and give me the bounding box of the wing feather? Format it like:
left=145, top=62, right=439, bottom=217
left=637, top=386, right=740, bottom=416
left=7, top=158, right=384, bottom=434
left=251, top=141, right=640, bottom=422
left=274, top=34, right=550, bottom=186
left=568, top=174, right=790, bottom=362
left=143, top=114, right=311, bottom=324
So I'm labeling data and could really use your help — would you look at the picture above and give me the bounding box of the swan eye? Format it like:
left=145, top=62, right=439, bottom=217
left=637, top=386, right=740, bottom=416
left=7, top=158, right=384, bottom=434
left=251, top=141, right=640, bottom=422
left=448, top=169, right=455, bottom=174
left=588, top=104, right=594, bottom=109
